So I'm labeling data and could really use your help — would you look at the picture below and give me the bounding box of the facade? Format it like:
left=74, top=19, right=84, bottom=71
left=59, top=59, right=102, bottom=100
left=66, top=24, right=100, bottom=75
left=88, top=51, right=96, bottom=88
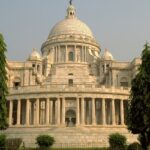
left=5, top=2, right=141, bottom=147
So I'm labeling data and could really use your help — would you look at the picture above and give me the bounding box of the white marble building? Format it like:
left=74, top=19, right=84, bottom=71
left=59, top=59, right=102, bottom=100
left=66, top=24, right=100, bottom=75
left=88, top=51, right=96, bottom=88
left=5, top=2, right=141, bottom=147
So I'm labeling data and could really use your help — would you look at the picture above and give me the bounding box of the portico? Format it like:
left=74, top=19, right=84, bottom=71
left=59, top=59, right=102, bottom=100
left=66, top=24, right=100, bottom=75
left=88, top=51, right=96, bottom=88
left=8, top=95, right=128, bottom=127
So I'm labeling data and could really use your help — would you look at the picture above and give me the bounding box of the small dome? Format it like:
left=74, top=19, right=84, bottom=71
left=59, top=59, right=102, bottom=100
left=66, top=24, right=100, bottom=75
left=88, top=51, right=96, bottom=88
left=28, top=48, right=41, bottom=61
left=102, top=48, right=114, bottom=60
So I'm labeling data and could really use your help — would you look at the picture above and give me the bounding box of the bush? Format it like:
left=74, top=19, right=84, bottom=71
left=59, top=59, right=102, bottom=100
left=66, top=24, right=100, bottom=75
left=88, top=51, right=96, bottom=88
left=108, top=133, right=127, bottom=150
left=6, top=138, right=22, bottom=150
left=127, top=142, right=142, bottom=150
left=0, top=134, right=6, bottom=150
left=36, top=135, right=55, bottom=149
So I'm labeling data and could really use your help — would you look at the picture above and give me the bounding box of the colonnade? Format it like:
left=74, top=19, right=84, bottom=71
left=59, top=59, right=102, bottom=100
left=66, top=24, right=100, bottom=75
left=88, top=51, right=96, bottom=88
left=8, top=97, right=128, bottom=127
left=54, top=45, right=89, bottom=63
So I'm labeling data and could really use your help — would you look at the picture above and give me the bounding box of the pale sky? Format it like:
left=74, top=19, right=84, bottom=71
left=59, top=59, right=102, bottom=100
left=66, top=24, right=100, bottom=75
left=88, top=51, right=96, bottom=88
left=0, top=0, right=150, bottom=61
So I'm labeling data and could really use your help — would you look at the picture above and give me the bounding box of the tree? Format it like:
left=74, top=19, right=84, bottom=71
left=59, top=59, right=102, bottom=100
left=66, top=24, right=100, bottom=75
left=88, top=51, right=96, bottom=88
left=0, top=33, right=8, bottom=129
left=127, top=43, right=150, bottom=150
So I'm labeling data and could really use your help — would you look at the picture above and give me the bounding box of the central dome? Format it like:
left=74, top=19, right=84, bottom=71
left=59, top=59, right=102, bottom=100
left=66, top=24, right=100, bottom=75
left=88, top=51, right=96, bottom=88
left=48, top=4, right=94, bottom=39
left=48, top=18, right=94, bottom=39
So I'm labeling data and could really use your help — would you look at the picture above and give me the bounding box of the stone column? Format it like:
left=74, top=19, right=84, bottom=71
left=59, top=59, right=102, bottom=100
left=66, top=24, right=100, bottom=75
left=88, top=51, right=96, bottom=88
left=102, top=98, right=106, bottom=125
left=84, top=47, right=86, bottom=62
left=82, top=46, right=84, bottom=62
left=56, top=46, right=58, bottom=62
left=81, top=98, right=85, bottom=125
left=62, top=97, right=65, bottom=125
left=26, top=99, right=30, bottom=126
left=120, top=99, right=124, bottom=125
left=76, top=97, right=80, bottom=126
left=112, top=99, right=115, bottom=125
left=46, top=98, right=50, bottom=125
left=57, top=98, right=60, bottom=125
left=65, top=45, right=68, bottom=62
left=75, top=45, right=77, bottom=62
left=9, top=100, right=13, bottom=126
left=92, top=98, right=96, bottom=125
left=58, top=46, right=60, bottom=62
left=49, top=100, right=53, bottom=124
left=36, top=98, right=39, bottom=125
left=17, top=99, right=21, bottom=125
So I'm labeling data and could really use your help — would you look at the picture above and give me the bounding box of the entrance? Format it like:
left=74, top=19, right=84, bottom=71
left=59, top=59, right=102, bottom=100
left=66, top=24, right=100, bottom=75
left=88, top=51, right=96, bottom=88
left=65, top=109, right=76, bottom=127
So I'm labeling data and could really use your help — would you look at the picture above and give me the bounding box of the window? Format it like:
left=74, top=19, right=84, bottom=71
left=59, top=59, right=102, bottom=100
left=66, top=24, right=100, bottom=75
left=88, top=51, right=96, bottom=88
left=13, top=77, right=21, bottom=89
left=68, top=79, right=73, bottom=86
left=32, top=64, right=35, bottom=67
left=37, top=65, right=40, bottom=73
left=106, top=64, right=109, bottom=71
left=14, top=82, right=20, bottom=89
left=42, top=64, right=45, bottom=75
left=106, top=64, right=109, bottom=68
left=120, top=77, right=128, bottom=87
left=102, top=65, right=104, bottom=73
left=68, top=73, right=73, bottom=76
left=120, top=82, right=128, bottom=87
left=68, top=51, right=74, bottom=61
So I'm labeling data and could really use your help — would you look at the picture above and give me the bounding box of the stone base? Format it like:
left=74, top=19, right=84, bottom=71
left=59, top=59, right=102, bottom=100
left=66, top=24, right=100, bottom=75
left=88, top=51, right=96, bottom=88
left=1, top=126, right=138, bottom=148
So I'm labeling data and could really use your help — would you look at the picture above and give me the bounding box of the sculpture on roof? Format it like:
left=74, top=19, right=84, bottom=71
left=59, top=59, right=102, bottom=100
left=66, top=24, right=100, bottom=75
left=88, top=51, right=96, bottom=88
left=69, top=0, right=72, bottom=5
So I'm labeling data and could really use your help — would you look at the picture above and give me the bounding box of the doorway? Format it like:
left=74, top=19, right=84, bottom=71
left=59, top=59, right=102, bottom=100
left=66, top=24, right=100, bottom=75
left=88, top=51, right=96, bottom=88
left=65, top=109, right=76, bottom=127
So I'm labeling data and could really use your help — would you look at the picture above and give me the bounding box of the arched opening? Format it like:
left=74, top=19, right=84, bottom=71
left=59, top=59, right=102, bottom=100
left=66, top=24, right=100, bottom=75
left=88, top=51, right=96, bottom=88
left=37, top=64, right=40, bottom=73
left=13, top=77, right=21, bottom=89
left=65, top=109, right=76, bottom=127
left=68, top=51, right=74, bottom=61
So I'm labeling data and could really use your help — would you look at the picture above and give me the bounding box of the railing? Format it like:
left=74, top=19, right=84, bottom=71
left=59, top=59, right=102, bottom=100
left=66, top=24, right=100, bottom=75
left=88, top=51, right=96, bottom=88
left=8, top=84, right=130, bottom=95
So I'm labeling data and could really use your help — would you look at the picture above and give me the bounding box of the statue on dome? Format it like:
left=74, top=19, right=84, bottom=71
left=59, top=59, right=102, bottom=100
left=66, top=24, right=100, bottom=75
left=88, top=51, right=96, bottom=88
left=69, top=0, right=72, bottom=5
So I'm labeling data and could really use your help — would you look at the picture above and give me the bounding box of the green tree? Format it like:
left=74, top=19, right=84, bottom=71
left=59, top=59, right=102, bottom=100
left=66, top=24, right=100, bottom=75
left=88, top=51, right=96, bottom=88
left=0, top=33, right=8, bottom=129
left=127, top=43, right=150, bottom=150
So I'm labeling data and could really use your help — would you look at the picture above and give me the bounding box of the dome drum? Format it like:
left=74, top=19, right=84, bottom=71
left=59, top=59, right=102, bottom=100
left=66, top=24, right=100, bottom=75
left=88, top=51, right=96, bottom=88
left=42, top=42, right=99, bottom=64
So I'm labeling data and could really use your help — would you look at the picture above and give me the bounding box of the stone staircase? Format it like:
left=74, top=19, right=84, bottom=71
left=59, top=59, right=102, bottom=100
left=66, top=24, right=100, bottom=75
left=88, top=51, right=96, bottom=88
left=2, top=126, right=138, bottom=148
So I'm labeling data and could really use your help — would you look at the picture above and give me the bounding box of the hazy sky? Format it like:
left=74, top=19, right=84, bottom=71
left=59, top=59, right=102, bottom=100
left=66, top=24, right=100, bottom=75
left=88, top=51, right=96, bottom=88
left=1, top=0, right=150, bottom=61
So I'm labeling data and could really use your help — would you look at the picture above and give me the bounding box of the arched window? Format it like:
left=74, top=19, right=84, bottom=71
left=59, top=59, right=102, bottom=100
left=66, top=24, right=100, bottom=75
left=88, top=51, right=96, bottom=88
left=68, top=51, right=74, bottom=61
left=13, top=77, right=21, bottom=89
left=37, top=65, right=40, bottom=73
left=120, top=77, right=128, bottom=87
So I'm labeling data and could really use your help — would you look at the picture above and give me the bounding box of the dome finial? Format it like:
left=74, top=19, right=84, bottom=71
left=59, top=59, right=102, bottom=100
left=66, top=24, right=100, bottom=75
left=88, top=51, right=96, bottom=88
left=66, top=0, right=76, bottom=19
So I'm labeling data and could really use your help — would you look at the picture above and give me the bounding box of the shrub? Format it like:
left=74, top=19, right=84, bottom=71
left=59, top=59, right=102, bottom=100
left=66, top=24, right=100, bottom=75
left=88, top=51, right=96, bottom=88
left=36, top=135, right=55, bottom=149
left=6, top=138, right=22, bottom=150
left=108, top=133, right=127, bottom=150
left=0, top=134, right=6, bottom=150
left=127, top=142, right=142, bottom=150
